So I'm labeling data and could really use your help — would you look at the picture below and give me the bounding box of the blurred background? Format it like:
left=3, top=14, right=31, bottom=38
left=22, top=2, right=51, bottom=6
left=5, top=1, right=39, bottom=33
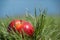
left=0, top=0, right=60, bottom=18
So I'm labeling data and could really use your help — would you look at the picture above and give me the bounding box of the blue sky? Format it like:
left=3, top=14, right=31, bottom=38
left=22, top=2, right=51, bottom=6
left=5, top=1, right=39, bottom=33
left=0, top=0, right=60, bottom=18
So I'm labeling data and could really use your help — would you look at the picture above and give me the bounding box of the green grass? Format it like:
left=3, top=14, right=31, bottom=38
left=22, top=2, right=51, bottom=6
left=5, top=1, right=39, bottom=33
left=0, top=9, right=60, bottom=40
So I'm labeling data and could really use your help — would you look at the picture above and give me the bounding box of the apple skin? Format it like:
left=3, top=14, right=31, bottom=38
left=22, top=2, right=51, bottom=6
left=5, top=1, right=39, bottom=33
left=8, top=20, right=34, bottom=36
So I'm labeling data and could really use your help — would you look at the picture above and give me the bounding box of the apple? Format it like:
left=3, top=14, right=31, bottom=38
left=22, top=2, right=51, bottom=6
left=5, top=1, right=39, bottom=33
left=22, top=21, right=34, bottom=36
left=8, top=20, right=23, bottom=32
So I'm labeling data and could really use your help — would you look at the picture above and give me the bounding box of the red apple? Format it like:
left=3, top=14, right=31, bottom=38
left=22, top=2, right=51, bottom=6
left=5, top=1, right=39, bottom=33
left=8, top=20, right=23, bottom=32
left=22, top=21, right=34, bottom=36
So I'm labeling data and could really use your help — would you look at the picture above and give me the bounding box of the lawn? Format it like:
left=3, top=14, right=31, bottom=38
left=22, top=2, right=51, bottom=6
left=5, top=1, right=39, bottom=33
left=0, top=9, right=60, bottom=40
